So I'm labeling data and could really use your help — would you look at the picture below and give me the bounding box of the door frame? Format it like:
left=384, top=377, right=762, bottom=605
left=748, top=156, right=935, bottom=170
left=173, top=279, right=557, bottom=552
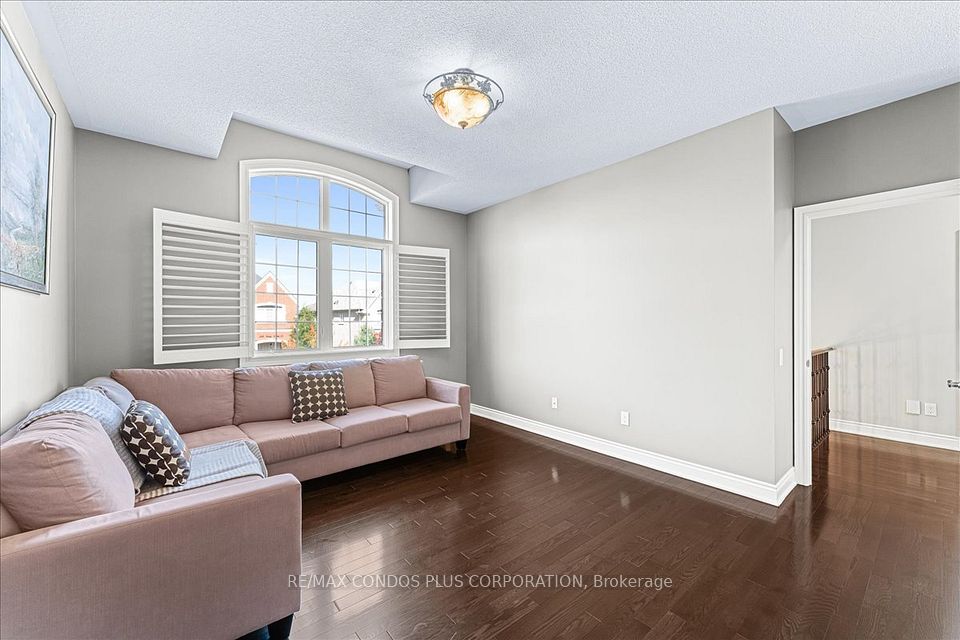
left=792, top=178, right=960, bottom=487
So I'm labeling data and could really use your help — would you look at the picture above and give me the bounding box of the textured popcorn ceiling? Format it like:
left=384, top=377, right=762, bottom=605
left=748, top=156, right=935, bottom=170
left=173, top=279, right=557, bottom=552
left=23, top=1, right=960, bottom=213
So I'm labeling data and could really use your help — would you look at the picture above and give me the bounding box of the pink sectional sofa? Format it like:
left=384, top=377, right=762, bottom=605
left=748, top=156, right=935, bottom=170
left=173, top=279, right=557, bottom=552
left=111, top=355, right=471, bottom=480
left=0, top=355, right=469, bottom=640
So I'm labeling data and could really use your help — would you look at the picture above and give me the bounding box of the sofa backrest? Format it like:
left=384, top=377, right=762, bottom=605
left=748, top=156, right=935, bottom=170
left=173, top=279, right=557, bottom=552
left=111, top=368, right=235, bottom=434
left=233, top=364, right=303, bottom=425
left=370, top=356, right=426, bottom=405
left=308, top=359, right=376, bottom=409
left=107, top=357, right=424, bottom=430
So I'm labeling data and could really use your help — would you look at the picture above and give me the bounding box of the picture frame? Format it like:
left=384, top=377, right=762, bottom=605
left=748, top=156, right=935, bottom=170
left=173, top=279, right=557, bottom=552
left=0, top=13, right=56, bottom=295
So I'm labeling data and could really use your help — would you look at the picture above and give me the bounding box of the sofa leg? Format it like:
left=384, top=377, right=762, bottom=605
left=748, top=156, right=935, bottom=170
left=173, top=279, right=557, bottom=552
left=267, top=614, right=294, bottom=640
left=456, top=439, right=468, bottom=452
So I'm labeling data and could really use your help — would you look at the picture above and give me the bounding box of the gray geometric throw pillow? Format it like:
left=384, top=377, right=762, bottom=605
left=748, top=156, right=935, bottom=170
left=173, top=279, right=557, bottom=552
left=121, top=400, right=191, bottom=487
left=289, top=369, right=349, bottom=423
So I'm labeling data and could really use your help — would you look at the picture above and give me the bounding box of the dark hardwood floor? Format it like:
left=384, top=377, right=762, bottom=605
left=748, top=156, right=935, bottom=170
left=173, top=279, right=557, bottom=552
left=291, top=416, right=960, bottom=640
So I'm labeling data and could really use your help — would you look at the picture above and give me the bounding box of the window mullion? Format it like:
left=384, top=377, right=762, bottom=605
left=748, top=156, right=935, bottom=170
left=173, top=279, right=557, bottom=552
left=382, top=243, right=394, bottom=349
left=318, top=178, right=331, bottom=351
left=321, top=177, right=330, bottom=233
left=317, top=238, right=333, bottom=351
left=249, top=221, right=390, bottom=251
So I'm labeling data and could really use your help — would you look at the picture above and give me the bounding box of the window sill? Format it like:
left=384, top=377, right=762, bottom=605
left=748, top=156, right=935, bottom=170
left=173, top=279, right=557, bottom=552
left=239, top=346, right=398, bottom=368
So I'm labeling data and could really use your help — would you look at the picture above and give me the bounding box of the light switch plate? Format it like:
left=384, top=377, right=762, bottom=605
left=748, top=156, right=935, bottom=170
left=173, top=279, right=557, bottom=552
left=620, top=411, right=630, bottom=426
left=905, top=400, right=922, bottom=415
left=923, top=402, right=938, bottom=417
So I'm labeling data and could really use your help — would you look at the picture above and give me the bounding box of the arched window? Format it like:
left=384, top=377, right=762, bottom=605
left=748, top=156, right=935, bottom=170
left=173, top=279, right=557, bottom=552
left=240, top=159, right=399, bottom=361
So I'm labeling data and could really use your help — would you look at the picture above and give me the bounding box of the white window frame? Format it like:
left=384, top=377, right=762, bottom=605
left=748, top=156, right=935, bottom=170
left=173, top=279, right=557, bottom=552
left=239, top=159, right=400, bottom=365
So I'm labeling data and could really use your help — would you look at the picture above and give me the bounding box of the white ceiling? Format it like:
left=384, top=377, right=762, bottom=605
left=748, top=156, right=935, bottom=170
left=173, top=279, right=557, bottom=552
left=23, top=1, right=960, bottom=213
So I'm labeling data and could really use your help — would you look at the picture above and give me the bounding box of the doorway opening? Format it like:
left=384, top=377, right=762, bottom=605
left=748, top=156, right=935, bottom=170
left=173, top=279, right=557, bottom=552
left=793, top=179, right=960, bottom=486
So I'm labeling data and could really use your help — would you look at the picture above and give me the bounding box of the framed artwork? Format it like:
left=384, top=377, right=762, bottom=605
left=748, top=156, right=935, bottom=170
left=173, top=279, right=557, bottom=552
left=0, top=14, right=56, bottom=294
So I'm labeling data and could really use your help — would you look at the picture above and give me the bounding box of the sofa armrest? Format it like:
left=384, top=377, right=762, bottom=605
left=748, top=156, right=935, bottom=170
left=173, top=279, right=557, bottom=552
left=426, top=377, right=470, bottom=440
left=0, top=474, right=302, bottom=640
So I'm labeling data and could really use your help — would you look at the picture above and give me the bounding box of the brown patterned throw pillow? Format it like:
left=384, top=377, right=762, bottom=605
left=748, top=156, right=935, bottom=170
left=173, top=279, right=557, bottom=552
left=289, top=369, right=349, bottom=423
left=121, top=400, right=191, bottom=487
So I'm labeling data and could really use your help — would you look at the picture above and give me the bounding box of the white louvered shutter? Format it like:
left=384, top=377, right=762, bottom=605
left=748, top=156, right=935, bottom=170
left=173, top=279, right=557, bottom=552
left=397, top=245, right=450, bottom=348
left=153, top=208, right=249, bottom=364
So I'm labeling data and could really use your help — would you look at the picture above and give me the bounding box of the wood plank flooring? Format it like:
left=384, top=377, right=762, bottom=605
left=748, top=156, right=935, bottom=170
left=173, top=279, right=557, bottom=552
left=291, top=416, right=960, bottom=640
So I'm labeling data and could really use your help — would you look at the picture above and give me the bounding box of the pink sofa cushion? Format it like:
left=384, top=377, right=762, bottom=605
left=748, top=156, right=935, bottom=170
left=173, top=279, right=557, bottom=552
left=238, top=419, right=340, bottom=464
left=309, top=360, right=376, bottom=409
left=0, top=503, right=20, bottom=538
left=0, top=414, right=135, bottom=531
left=233, top=365, right=295, bottom=425
left=182, top=425, right=251, bottom=449
left=371, top=356, right=426, bottom=405
left=323, top=406, right=408, bottom=447
left=381, top=398, right=462, bottom=433
left=112, top=368, right=234, bottom=434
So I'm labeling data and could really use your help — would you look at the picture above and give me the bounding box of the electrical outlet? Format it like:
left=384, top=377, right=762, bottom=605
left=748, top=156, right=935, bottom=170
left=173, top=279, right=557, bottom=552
left=620, top=411, right=630, bottom=426
left=551, top=397, right=558, bottom=409
left=905, top=400, right=921, bottom=415
left=923, top=402, right=938, bottom=417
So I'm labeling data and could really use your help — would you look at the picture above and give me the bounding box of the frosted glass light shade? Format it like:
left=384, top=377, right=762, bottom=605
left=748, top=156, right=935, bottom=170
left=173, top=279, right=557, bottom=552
left=423, top=68, right=503, bottom=130
left=431, top=87, right=494, bottom=129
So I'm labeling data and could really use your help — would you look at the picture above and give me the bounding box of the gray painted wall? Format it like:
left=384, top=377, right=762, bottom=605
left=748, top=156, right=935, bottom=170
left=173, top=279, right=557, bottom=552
left=467, top=109, right=793, bottom=484
left=812, top=197, right=959, bottom=437
left=0, top=0, right=75, bottom=432
left=773, top=111, right=795, bottom=478
left=795, top=83, right=960, bottom=206
left=73, top=121, right=466, bottom=384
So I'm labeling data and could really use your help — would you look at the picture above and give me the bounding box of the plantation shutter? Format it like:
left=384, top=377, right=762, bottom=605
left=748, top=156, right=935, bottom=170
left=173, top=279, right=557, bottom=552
left=153, top=208, right=249, bottom=364
left=397, top=245, right=450, bottom=348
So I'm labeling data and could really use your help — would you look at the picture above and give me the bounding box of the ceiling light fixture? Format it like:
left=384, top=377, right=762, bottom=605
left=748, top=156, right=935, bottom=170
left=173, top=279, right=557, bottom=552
left=423, top=68, right=504, bottom=130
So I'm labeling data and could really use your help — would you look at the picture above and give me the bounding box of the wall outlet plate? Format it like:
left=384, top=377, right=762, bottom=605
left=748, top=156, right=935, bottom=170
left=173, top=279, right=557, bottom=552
left=620, top=411, right=630, bottom=426
left=551, top=397, right=558, bottom=409
left=905, top=400, right=921, bottom=415
left=923, top=402, right=938, bottom=417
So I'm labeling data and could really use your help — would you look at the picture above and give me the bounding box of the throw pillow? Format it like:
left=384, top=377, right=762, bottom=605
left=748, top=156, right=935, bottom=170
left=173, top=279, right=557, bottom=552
left=121, top=400, right=191, bottom=487
left=289, top=369, right=349, bottom=422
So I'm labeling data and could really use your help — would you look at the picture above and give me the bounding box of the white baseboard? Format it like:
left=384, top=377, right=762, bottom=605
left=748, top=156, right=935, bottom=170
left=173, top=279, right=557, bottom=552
left=830, top=419, right=960, bottom=451
left=774, top=466, right=797, bottom=504
left=471, top=404, right=796, bottom=506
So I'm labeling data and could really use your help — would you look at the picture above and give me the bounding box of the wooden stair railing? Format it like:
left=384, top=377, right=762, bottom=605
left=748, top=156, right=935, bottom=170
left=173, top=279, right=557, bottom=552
left=811, top=347, right=832, bottom=450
